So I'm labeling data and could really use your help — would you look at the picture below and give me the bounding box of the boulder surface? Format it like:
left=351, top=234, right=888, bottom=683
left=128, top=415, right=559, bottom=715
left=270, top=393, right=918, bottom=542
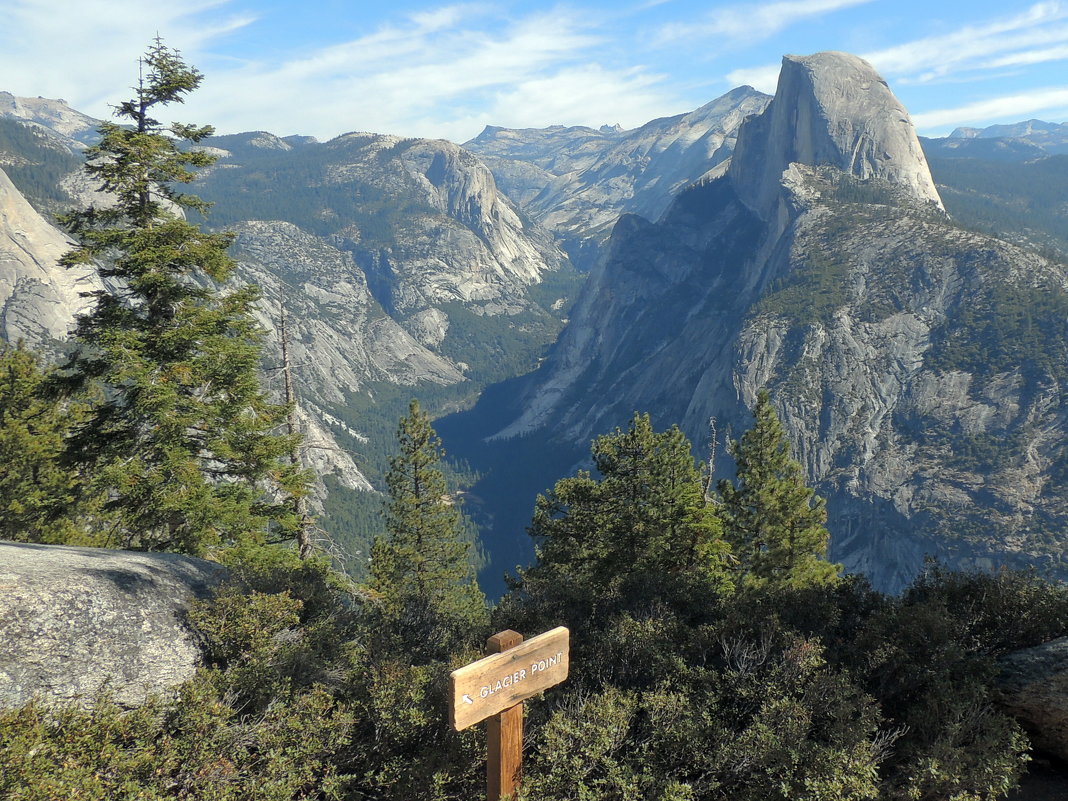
left=998, top=636, right=1068, bottom=761
left=0, top=542, right=227, bottom=708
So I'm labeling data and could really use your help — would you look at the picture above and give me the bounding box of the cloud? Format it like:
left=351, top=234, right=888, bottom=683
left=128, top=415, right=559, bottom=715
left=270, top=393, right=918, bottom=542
left=0, top=0, right=253, bottom=112
left=656, top=0, right=873, bottom=45
left=984, top=44, right=1068, bottom=68
left=911, top=88, right=1068, bottom=132
left=721, top=2, right=1068, bottom=121
left=725, top=2, right=1068, bottom=89
left=184, top=6, right=685, bottom=142
left=0, top=1, right=681, bottom=142
left=864, top=2, right=1068, bottom=83
left=724, top=64, right=782, bottom=94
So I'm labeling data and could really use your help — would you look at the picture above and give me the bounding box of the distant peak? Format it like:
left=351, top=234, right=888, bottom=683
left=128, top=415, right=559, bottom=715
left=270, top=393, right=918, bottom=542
left=728, top=51, right=943, bottom=217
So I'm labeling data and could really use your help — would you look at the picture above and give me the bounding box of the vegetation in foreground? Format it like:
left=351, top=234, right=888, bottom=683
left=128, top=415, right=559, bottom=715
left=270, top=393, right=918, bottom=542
left=2, top=41, right=1067, bottom=801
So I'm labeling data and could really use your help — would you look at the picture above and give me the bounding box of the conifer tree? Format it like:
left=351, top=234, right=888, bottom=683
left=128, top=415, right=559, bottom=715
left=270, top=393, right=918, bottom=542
left=55, top=39, right=304, bottom=554
left=718, top=390, right=839, bottom=588
left=524, top=412, right=732, bottom=597
left=0, top=343, right=92, bottom=544
left=369, top=399, right=486, bottom=659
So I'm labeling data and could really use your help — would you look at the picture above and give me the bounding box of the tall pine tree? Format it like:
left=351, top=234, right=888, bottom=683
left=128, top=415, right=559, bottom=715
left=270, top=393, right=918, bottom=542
left=369, top=399, right=486, bottom=660
left=718, top=390, right=839, bottom=588
left=518, top=412, right=732, bottom=602
left=55, top=39, right=304, bottom=554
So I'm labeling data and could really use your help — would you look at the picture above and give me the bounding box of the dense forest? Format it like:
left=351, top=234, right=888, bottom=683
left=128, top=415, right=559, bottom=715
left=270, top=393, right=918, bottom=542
left=4, top=42, right=1068, bottom=801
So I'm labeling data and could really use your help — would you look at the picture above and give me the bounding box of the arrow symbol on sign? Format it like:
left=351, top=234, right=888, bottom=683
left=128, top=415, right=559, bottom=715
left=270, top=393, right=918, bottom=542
left=462, top=694, right=474, bottom=704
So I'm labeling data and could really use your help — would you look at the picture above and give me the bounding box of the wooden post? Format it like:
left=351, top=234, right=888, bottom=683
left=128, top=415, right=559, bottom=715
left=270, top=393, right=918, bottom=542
left=486, top=629, right=523, bottom=801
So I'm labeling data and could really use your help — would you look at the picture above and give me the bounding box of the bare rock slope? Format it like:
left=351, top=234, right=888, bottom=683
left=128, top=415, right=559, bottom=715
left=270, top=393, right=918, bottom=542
left=0, top=166, right=100, bottom=347
left=466, top=87, right=771, bottom=268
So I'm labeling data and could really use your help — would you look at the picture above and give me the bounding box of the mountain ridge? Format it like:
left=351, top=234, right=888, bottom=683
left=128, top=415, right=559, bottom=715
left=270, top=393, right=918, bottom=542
left=458, top=51, right=1068, bottom=592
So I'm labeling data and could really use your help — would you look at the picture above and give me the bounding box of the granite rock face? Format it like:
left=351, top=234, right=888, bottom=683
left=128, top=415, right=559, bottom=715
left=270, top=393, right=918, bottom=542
left=466, top=87, right=771, bottom=268
left=0, top=166, right=101, bottom=348
left=998, top=637, right=1068, bottom=761
left=0, top=107, right=577, bottom=555
left=729, top=52, right=943, bottom=223
left=0, top=93, right=99, bottom=144
left=0, top=542, right=227, bottom=709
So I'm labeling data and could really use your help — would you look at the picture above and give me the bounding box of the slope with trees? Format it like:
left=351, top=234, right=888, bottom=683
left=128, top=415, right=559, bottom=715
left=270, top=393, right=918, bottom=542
left=51, top=39, right=305, bottom=555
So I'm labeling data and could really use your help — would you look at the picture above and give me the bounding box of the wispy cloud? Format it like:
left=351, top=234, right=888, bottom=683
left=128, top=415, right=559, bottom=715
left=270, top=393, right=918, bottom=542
left=720, top=1, right=1068, bottom=127
left=865, top=2, right=1068, bottom=84
left=656, top=0, right=873, bottom=46
left=189, top=6, right=680, bottom=141
left=725, top=64, right=782, bottom=93
left=984, top=44, right=1068, bottom=68
left=0, top=0, right=253, bottom=110
left=911, top=87, right=1068, bottom=131
left=725, top=2, right=1068, bottom=88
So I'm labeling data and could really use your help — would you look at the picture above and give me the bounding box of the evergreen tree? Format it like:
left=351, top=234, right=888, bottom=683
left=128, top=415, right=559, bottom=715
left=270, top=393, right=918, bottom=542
left=514, top=412, right=732, bottom=612
left=718, top=390, right=839, bottom=588
left=369, top=399, right=486, bottom=659
left=0, top=342, right=93, bottom=544
left=54, top=39, right=303, bottom=554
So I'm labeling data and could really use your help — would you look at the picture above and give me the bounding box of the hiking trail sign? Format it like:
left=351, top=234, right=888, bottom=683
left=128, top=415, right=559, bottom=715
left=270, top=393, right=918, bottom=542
left=450, top=626, right=570, bottom=800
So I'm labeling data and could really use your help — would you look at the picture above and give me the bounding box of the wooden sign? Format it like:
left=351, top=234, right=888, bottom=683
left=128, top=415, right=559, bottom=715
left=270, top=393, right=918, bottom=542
left=449, top=626, right=570, bottom=731
left=451, top=627, right=570, bottom=801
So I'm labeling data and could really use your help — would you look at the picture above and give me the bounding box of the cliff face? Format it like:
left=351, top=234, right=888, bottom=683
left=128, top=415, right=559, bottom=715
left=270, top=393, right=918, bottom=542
left=0, top=93, right=99, bottom=144
left=488, top=52, right=1068, bottom=591
left=728, top=52, right=942, bottom=222
left=0, top=166, right=100, bottom=348
left=192, top=131, right=575, bottom=375
left=466, top=87, right=771, bottom=268
left=0, top=108, right=578, bottom=561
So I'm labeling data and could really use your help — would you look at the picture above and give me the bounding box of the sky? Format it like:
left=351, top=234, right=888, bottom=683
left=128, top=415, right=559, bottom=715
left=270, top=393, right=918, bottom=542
left=1, top=0, right=1067, bottom=144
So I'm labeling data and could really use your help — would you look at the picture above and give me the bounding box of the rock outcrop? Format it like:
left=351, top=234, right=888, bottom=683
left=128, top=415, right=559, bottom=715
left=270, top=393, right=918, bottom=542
left=0, top=166, right=100, bottom=348
left=998, top=637, right=1068, bottom=761
left=0, top=92, right=99, bottom=145
left=728, top=52, right=943, bottom=222
left=0, top=542, right=226, bottom=709
left=192, top=130, right=574, bottom=374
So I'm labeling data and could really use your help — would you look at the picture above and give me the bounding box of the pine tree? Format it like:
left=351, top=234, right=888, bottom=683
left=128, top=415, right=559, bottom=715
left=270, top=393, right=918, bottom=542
left=369, top=399, right=486, bottom=659
left=0, top=343, right=93, bottom=544
left=718, top=390, right=840, bottom=588
left=524, top=412, right=732, bottom=596
left=54, top=39, right=304, bottom=554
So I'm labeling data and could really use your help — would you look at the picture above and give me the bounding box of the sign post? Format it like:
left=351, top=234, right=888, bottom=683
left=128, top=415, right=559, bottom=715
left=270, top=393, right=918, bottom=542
left=450, top=626, right=570, bottom=801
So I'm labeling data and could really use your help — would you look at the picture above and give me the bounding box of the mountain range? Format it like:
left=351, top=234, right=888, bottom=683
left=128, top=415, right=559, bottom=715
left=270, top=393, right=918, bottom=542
left=2, top=53, right=1067, bottom=593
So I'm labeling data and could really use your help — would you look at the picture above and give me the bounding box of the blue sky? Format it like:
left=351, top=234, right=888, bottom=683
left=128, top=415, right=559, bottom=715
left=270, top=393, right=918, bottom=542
left=2, top=0, right=1067, bottom=143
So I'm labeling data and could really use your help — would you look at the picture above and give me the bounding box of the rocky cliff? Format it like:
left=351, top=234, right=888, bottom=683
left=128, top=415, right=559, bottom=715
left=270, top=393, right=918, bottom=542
left=0, top=107, right=578, bottom=565
left=191, top=130, right=575, bottom=383
left=481, top=52, right=1068, bottom=591
left=466, top=87, right=771, bottom=268
left=0, top=166, right=100, bottom=348
left=727, top=53, right=942, bottom=222
left=0, top=93, right=98, bottom=145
